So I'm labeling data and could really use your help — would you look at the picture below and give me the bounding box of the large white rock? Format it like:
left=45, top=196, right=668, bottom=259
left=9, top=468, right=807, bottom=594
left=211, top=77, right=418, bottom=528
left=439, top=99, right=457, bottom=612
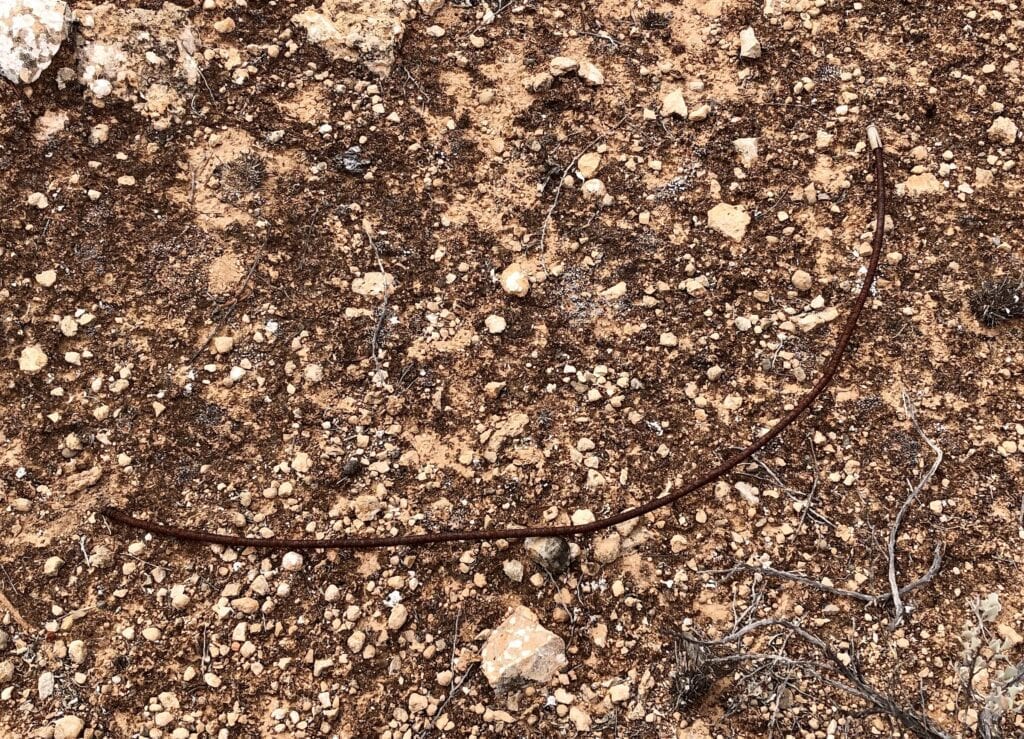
left=292, top=0, right=409, bottom=77
left=481, top=606, right=566, bottom=690
left=0, top=0, right=69, bottom=84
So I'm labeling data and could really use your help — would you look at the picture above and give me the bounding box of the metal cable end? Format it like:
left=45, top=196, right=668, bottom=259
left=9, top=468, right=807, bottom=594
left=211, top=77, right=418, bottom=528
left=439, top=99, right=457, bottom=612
left=867, top=125, right=882, bottom=151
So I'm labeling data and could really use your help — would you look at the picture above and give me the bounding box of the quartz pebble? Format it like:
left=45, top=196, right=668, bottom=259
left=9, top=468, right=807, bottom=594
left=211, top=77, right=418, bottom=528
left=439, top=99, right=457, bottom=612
left=281, top=551, right=304, bottom=571
left=739, top=27, right=762, bottom=59
left=500, top=263, right=530, bottom=297
left=484, top=314, right=506, bottom=334
left=19, top=344, right=48, bottom=373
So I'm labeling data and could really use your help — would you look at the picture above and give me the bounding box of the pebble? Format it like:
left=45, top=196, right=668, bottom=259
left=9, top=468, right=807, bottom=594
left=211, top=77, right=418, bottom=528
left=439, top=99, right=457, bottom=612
left=68, top=640, right=86, bottom=664
left=502, top=559, right=524, bottom=582
left=212, top=335, right=234, bottom=354
left=35, top=269, right=57, bottom=287
left=418, top=0, right=444, bottom=13
left=231, top=597, right=260, bottom=614
left=59, top=315, right=77, bottom=337
left=88, top=123, right=109, bottom=145
left=43, top=556, right=63, bottom=576
left=484, top=314, right=506, bottom=334
left=797, top=306, right=839, bottom=332
left=988, top=116, right=1018, bottom=145
left=577, top=60, right=604, bottom=85
left=733, top=137, right=758, bottom=168
left=739, top=27, right=762, bottom=59
left=660, top=88, right=688, bottom=118
left=19, top=341, right=49, bottom=370
left=347, top=630, right=366, bottom=652
left=53, top=715, right=85, bottom=739
left=38, top=671, right=54, bottom=698
left=27, top=191, right=49, bottom=209
left=281, top=551, right=304, bottom=571
left=707, top=202, right=750, bottom=242
left=213, top=17, right=235, bottom=33
left=0, top=0, right=68, bottom=84
left=569, top=706, right=592, bottom=730
left=659, top=331, right=678, bottom=347
left=688, top=103, right=710, bottom=121
left=548, top=56, right=577, bottom=76
left=571, top=508, right=595, bottom=525
left=576, top=151, right=601, bottom=178
left=387, top=603, right=409, bottom=630
left=791, top=269, right=813, bottom=291
left=900, top=173, right=944, bottom=198
left=609, top=682, right=631, bottom=703
left=500, top=263, right=530, bottom=297
left=581, top=178, right=606, bottom=198
left=523, top=71, right=553, bottom=92
left=480, top=606, right=567, bottom=689
left=524, top=537, right=570, bottom=574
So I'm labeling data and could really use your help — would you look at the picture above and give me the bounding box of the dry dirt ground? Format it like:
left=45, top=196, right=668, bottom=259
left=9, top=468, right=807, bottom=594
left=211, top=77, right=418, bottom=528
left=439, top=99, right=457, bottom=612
left=2, top=0, right=1024, bottom=737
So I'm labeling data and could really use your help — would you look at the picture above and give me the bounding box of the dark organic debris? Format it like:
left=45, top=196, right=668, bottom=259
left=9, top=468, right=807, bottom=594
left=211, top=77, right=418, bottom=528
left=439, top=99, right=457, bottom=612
left=336, top=146, right=371, bottom=176
left=217, top=152, right=267, bottom=202
left=641, top=10, right=670, bottom=30
left=971, top=276, right=1024, bottom=327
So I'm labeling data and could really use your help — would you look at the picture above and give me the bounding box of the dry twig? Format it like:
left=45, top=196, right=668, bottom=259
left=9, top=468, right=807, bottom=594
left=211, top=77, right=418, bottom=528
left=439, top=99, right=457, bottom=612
left=888, top=390, right=943, bottom=627
left=683, top=619, right=951, bottom=739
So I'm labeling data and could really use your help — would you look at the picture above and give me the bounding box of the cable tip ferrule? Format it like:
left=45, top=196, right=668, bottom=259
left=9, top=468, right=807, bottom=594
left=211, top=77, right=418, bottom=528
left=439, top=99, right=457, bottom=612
left=867, top=125, right=882, bottom=151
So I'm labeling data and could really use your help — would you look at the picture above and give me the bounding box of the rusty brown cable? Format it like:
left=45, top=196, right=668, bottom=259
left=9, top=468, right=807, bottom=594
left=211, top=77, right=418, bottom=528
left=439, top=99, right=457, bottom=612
left=100, top=126, right=888, bottom=551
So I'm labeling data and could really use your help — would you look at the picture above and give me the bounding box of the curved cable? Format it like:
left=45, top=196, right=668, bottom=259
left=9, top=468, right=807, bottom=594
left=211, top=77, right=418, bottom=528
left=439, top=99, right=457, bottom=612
left=101, top=126, right=888, bottom=551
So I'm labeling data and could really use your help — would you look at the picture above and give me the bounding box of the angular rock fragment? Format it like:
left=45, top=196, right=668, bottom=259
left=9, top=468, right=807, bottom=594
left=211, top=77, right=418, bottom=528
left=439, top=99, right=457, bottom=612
left=480, top=606, right=566, bottom=690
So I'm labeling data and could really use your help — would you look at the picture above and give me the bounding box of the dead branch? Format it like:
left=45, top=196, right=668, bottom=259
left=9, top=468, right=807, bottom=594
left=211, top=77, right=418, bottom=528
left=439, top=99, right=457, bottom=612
left=682, top=619, right=951, bottom=739
left=889, top=390, right=944, bottom=628
left=724, top=541, right=944, bottom=608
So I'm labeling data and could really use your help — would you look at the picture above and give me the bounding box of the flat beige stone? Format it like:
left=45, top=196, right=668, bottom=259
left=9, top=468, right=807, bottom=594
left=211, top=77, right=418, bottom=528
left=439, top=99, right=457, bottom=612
left=481, top=606, right=566, bottom=690
left=707, top=203, right=750, bottom=242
